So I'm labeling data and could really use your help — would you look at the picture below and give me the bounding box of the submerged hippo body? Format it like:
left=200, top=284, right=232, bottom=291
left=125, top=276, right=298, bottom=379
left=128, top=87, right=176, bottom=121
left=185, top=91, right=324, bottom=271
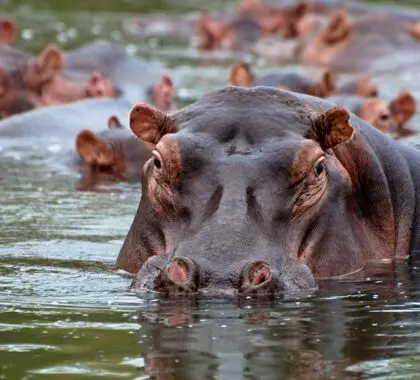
left=0, top=97, right=131, bottom=139
left=116, top=86, right=420, bottom=296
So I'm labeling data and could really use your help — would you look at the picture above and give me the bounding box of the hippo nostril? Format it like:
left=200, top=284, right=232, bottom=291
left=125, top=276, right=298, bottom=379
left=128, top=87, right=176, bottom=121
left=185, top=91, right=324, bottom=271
left=166, top=258, right=189, bottom=283
left=240, top=261, right=279, bottom=295
left=250, top=262, right=272, bottom=286
left=161, top=257, right=199, bottom=293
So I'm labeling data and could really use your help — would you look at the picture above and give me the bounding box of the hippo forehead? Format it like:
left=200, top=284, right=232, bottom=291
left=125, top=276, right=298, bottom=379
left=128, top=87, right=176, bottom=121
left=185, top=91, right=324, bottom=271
left=172, top=87, right=317, bottom=145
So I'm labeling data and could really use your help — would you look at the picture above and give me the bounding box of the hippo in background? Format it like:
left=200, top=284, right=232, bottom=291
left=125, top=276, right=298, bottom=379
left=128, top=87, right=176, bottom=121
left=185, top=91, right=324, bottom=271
left=0, top=97, right=132, bottom=139
left=71, top=115, right=152, bottom=190
left=0, top=43, right=118, bottom=118
left=63, top=40, right=175, bottom=110
left=298, top=10, right=420, bottom=72
left=229, top=61, right=379, bottom=99
left=230, top=61, right=334, bottom=98
left=328, top=91, right=417, bottom=137
left=116, top=86, right=420, bottom=296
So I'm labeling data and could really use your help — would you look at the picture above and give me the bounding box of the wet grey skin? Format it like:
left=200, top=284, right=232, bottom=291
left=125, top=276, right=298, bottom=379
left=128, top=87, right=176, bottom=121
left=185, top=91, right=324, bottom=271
left=118, top=86, right=420, bottom=297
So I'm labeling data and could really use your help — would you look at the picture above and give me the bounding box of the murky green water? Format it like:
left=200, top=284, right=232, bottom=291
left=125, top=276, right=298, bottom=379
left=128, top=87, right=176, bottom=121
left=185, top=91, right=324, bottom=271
left=2, top=0, right=420, bottom=379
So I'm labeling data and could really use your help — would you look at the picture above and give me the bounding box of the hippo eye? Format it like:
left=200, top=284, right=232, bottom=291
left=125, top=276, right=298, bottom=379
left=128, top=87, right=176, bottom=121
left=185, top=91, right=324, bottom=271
left=152, top=151, right=162, bottom=170
left=313, top=157, right=325, bottom=177
left=379, top=113, right=390, bottom=121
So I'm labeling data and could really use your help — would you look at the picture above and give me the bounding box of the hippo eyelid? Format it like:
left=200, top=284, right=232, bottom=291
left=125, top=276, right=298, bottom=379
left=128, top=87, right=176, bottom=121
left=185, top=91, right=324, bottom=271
left=152, top=150, right=163, bottom=170
left=290, top=153, right=325, bottom=187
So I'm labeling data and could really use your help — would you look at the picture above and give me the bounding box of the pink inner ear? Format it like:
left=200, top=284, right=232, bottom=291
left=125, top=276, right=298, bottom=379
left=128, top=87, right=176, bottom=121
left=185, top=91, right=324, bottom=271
left=167, top=260, right=188, bottom=283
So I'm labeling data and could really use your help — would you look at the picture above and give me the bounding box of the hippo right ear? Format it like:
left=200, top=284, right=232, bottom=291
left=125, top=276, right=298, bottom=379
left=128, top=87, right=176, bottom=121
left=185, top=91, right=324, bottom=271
left=322, top=11, right=351, bottom=44
left=76, top=130, right=114, bottom=166
left=130, top=103, right=176, bottom=144
left=307, top=106, right=353, bottom=150
left=389, top=91, right=416, bottom=127
left=230, top=62, right=254, bottom=87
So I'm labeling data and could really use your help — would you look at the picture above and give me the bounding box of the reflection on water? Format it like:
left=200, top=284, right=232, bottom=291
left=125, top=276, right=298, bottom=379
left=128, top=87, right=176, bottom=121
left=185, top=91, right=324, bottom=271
left=2, top=0, right=420, bottom=378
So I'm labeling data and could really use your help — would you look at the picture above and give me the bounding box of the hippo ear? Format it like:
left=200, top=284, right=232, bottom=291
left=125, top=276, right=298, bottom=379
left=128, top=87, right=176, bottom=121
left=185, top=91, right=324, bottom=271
left=35, top=44, right=64, bottom=78
left=0, top=19, right=15, bottom=45
left=407, top=21, right=420, bottom=40
left=291, top=1, right=310, bottom=20
left=230, top=62, right=254, bottom=87
left=307, top=106, right=353, bottom=150
left=108, top=115, right=124, bottom=129
left=309, top=69, right=335, bottom=98
left=130, top=103, right=176, bottom=144
left=25, top=44, right=64, bottom=89
left=322, top=11, right=351, bottom=44
left=389, top=91, right=416, bottom=127
left=197, top=14, right=226, bottom=49
left=152, top=74, right=174, bottom=111
left=76, top=130, right=114, bottom=166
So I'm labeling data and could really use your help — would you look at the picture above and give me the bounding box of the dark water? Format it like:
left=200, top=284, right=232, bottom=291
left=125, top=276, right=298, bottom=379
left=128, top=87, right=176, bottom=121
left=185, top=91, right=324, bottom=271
left=2, top=0, right=420, bottom=379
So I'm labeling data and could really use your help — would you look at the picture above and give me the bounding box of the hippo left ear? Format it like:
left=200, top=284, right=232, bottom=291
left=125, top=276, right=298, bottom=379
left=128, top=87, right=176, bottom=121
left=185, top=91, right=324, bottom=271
left=230, top=62, right=254, bottom=87
left=130, top=103, right=176, bottom=144
left=76, top=130, right=114, bottom=166
left=307, top=106, right=353, bottom=150
left=389, top=91, right=416, bottom=127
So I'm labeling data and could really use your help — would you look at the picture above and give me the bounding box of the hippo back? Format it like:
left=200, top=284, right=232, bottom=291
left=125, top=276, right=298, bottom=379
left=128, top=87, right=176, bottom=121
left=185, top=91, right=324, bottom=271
left=0, top=97, right=132, bottom=138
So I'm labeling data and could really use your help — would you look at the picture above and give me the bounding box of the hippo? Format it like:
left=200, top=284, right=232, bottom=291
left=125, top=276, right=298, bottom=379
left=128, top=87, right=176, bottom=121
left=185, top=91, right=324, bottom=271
left=336, top=76, right=378, bottom=97
left=327, top=91, right=416, bottom=137
left=115, top=86, right=420, bottom=296
left=0, top=44, right=116, bottom=118
left=71, top=116, right=152, bottom=189
left=197, top=14, right=265, bottom=51
left=0, top=97, right=132, bottom=139
left=230, top=61, right=335, bottom=98
left=63, top=40, right=174, bottom=110
left=298, top=11, right=420, bottom=72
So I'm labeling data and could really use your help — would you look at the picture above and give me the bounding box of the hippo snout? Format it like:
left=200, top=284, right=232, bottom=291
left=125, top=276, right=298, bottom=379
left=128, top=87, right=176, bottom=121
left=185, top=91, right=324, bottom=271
left=132, top=255, right=317, bottom=296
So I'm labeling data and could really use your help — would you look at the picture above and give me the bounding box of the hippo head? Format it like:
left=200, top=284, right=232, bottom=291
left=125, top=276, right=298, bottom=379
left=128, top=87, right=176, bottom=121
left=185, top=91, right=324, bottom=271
left=116, top=86, right=405, bottom=296
left=337, top=77, right=378, bottom=98
left=299, top=10, right=352, bottom=67
left=197, top=14, right=264, bottom=51
left=74, top=117, right=152, bottom=188
left=359, top=92, right=416, bottom=133
left=0, top=44, right=65, bottom=117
